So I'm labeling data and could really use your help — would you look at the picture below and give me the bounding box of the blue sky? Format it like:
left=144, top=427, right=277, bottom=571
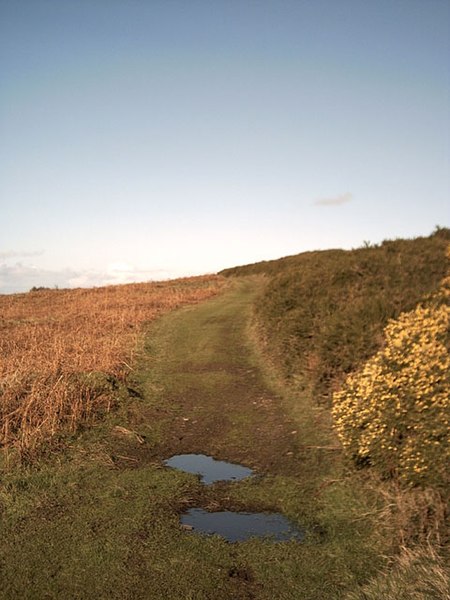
left=1, top=0, right=449, bottom=293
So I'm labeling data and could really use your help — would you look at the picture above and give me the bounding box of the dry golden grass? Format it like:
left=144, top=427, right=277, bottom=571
left=345, top=544, right=450, bottom=600
left=0, top=275, right=225, bottom=454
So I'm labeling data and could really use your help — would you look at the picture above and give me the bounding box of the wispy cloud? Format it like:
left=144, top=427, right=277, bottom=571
left=313, top=192, right=353, bottom=207
left=0, top=249, right=45, bottom=260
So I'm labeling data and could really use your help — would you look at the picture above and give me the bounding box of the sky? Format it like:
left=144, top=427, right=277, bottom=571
left=1, top=0, right=449, bottom=293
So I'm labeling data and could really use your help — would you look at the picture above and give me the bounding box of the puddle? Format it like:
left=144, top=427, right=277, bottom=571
left=166, top=455, right=304, bottom=542
left=181, top=508, right=304, bottom=543
left=164, top=454, right=253, bottom=484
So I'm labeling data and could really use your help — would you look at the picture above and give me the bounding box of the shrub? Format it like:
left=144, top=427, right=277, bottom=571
left=332, top=258, right=450, bottom=487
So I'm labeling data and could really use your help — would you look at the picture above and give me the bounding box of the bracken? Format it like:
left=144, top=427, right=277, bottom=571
left=0, top=276, right=225, bottom=454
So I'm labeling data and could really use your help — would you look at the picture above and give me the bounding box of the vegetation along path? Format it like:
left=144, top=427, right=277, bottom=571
left=0, top=278, right=389, bottom=599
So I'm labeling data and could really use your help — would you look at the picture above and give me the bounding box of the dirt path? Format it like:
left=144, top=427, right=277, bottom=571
left=128, top=277, right=305, bottom=475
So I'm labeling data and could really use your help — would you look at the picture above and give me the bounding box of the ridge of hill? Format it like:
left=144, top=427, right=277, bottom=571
left=220, top=227, right=450, bottom=404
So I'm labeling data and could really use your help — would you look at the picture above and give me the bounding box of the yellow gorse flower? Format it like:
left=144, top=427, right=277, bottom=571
left=332, top=245, right=450, bottom=487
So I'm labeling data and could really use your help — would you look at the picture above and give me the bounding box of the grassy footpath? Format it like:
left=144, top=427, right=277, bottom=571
left=0, top=278, right=390, bottom=599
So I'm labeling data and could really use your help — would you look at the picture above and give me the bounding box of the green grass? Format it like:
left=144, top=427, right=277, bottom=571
left=0, top=278, right=392, bottom=599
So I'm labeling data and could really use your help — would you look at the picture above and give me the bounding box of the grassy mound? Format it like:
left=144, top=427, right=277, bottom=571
left=220, top=228, right=450, bottom=404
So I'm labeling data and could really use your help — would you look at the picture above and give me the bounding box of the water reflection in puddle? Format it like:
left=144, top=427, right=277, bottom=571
left=164, top=454, right=253, bottom=484
left=181, top=508, right=304, bottom=543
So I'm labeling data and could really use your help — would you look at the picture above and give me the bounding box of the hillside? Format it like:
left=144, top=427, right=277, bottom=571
left=0, top=231, right=448, bottom=598
left=0, top=278, right=395, bottom=600
left=220, top=228, right=450, bottom=404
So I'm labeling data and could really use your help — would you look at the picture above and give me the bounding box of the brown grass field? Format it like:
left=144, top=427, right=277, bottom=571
left=0, top=275, right=225, bottom=455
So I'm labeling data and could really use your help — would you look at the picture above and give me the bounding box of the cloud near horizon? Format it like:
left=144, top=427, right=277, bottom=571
left=0, top=262, right=179, bottom=295
left=313, top=192, right=353, bottom=207
left=68, top=263, right=175, bottom=288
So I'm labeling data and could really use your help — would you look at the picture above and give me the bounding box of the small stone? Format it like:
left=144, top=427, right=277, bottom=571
left=181, top=524, right=194, bottom=531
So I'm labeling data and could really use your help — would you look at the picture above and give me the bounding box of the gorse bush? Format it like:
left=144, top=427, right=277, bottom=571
left=333, top=246, right=450, bottom=487
left=332, top=299, right=450, bottom=487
